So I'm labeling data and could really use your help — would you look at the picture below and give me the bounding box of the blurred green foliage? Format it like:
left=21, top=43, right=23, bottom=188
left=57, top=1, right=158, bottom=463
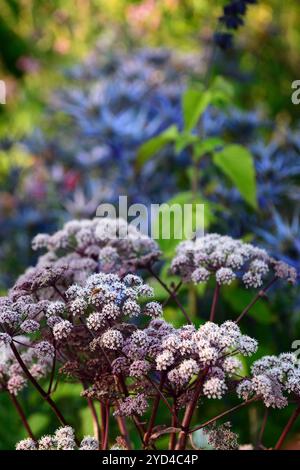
left=1, top=0, right=300, bottom=137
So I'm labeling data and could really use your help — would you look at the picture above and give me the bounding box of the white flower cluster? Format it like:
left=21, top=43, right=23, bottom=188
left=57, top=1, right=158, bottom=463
left=114, top=393, right=148, bottom=417
left=117, top=319, right=256, bottom=399
left=101, top=329, right=124, bottom=350
left=32, top=217, right=161, bottom=284
left=0, top=294, right=53, bottom=344
left=20, top=319, right=40, bottom=334
left=66, top=273, right=162, bottom=334
left=203, top=377, right=228, bottom=399
left=35, top=341, right=55, bottom=359
left=237, top=352, right=300, bottom=409
left=16, top=426, right=99, bottom=450
left=52, top=320, right=73, bottom=340
left=46, top=301, right=65, bottom=317
left=0, top=332, right=12, bottom=345
left=171, top=234, right=297, bottom=288
left=205, top=422, right=239, bottom=450
left=0, top=340, right=50, bottom=396
left=129, top=359, right=151, bottom=378
left=4, top=221, right=299, bottom=452
left=159, top=321, right=256, bottom=398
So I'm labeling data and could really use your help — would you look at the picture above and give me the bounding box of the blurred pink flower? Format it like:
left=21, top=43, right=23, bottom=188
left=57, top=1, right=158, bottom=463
left=126, top=0, right=161, bottom=36
left=17, top=56, right=40, bottom=74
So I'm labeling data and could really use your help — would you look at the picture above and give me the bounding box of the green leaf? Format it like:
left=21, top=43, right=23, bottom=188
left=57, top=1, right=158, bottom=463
left=28, top=413, right=50, bottom=435
left=152, top=191, right=214, bottom=257
left=210, top=76, right=234, bottom=107
left=136, top=125, right=178, bottom=170
left=52, top=382, right=82, bottom=399
left=182, top=88, right=211, bottom=131
left=163, top=306, right=186, bottom=328
left=160, top=260, right=180, bottom=285
left=80, top=406, right=98, bottom=436
left=147, top=278, right=170, bottom=301
left=193, top=137, right=224, bottom=160
left=174, top=132, right=198, bottom=154
left=213, top=144, right=257, bottom=209
left=6, top=0, right=21, bottom=18
left=212, top=76, right=233, bottom=95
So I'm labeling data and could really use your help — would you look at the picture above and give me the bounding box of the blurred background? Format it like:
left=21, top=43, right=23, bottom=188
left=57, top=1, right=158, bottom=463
left=0, top=0, right=300, bottom=450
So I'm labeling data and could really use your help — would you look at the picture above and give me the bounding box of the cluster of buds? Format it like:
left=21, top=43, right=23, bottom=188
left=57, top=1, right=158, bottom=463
left=237, top=353, right=300, bottom=409
left=31, top=217, right=161, bottom=285
left=1, top=222, right=298, bottom=451
left=105, top=319, right=258, bottom=415
left=0, top=338, right=50, bottom=396
left=16, top=426, right=99, bottom=450
left=171, top=234, right=297, bottom=288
